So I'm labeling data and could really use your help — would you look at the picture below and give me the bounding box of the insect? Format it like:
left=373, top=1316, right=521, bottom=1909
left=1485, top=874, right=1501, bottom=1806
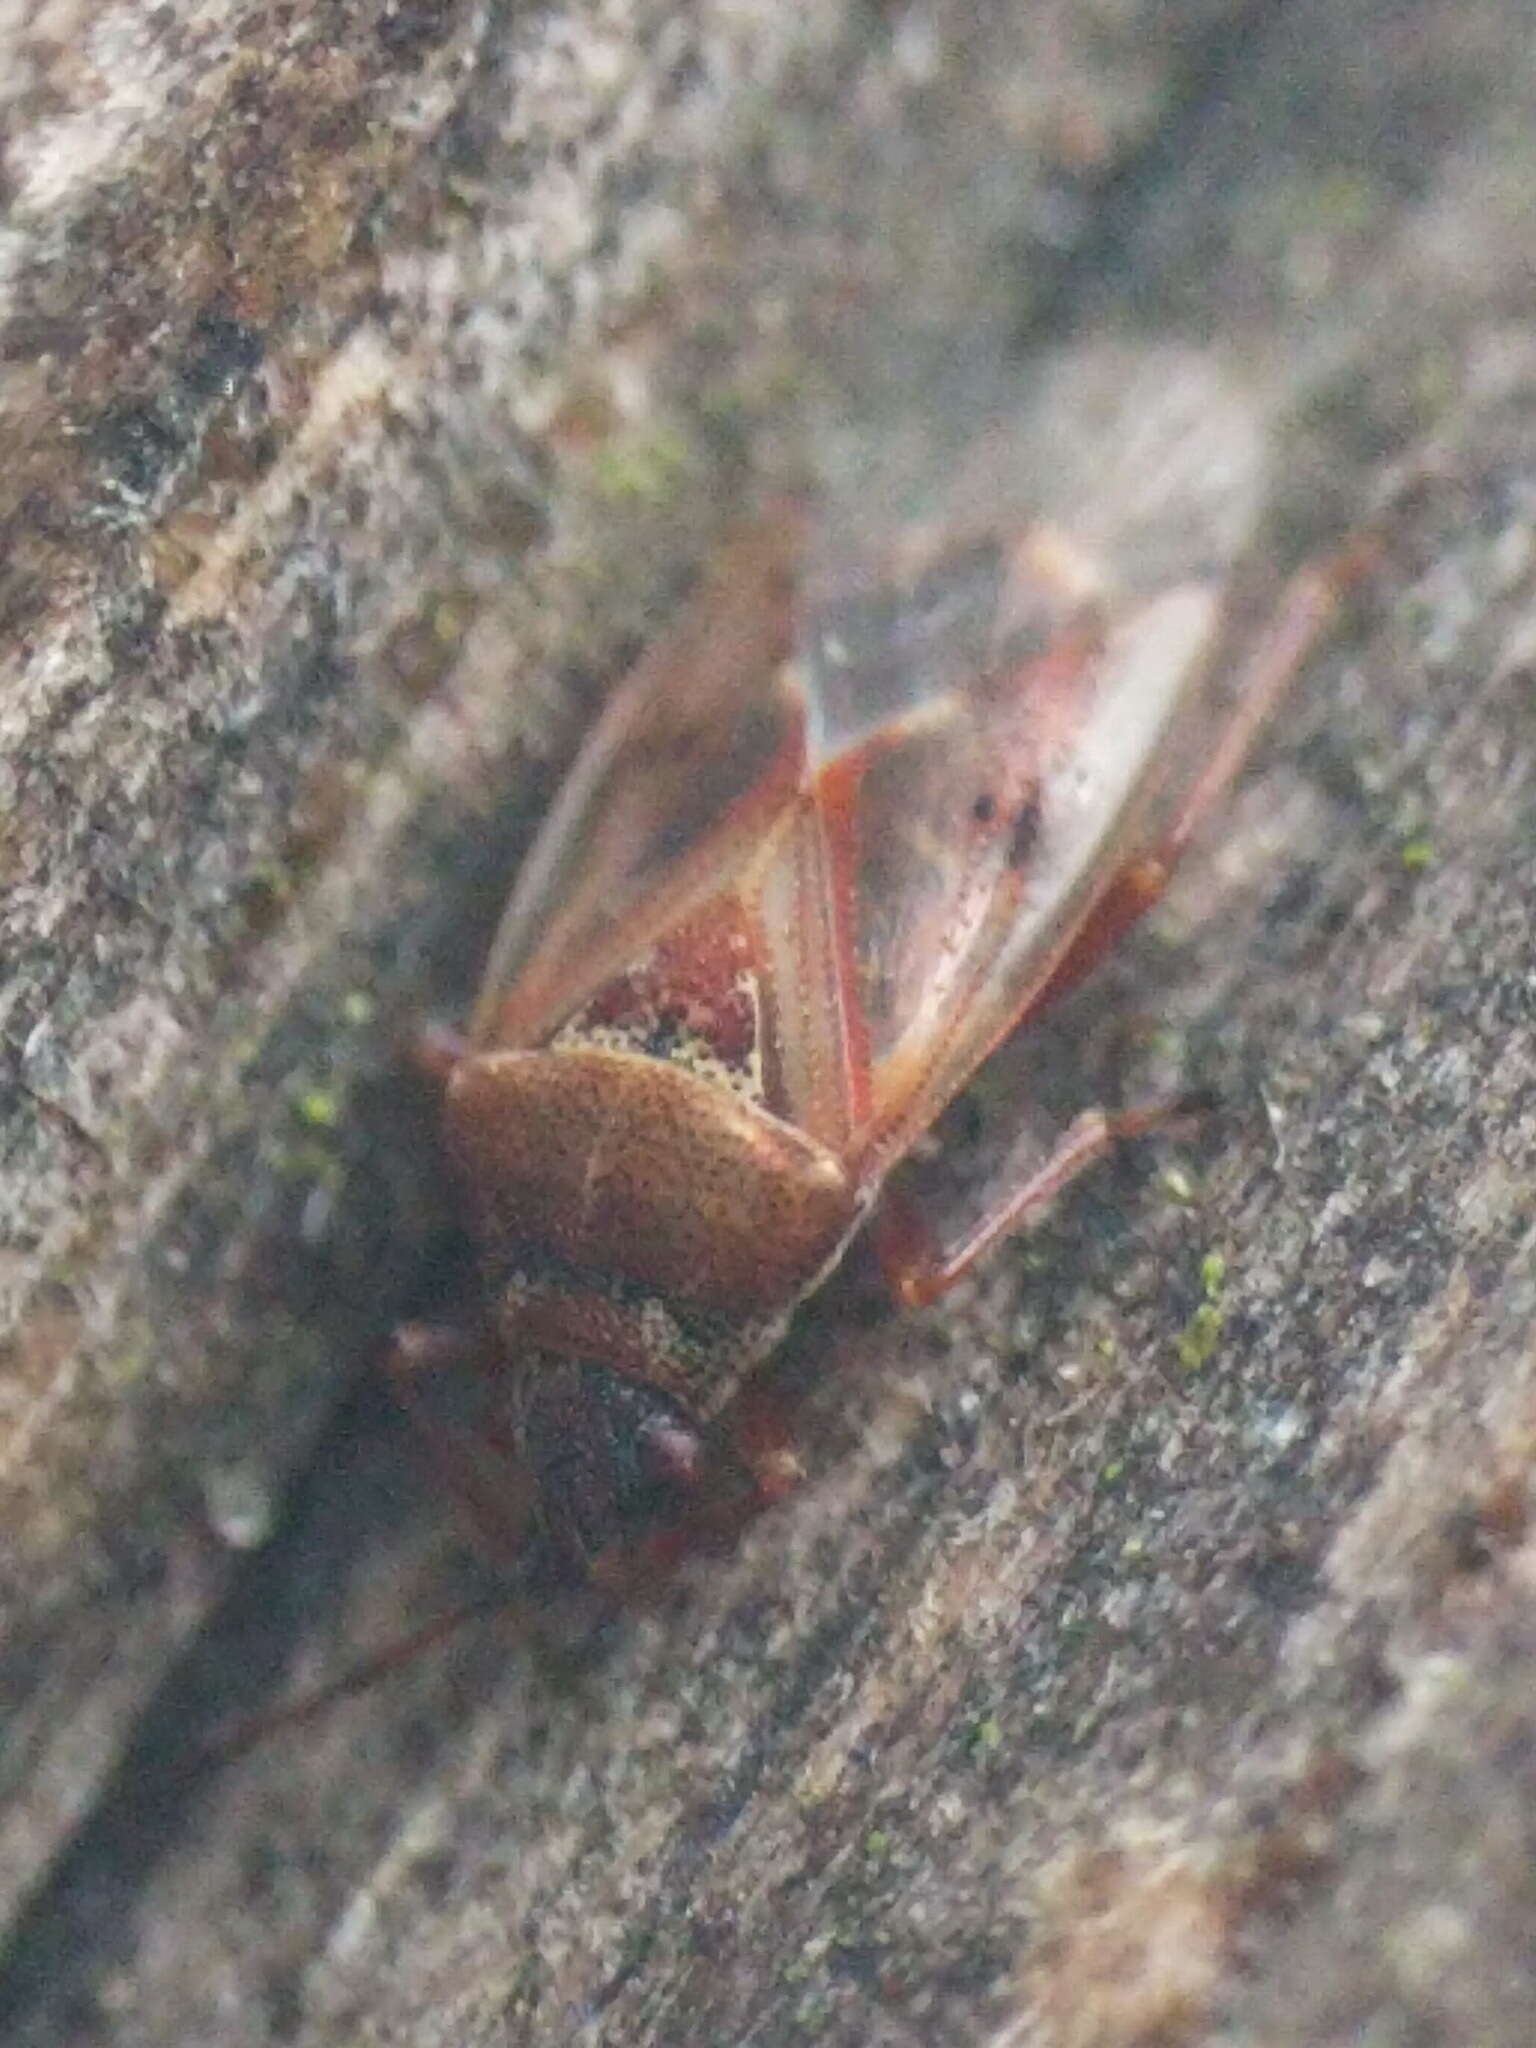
left=390, top=419, right=1357, bottom=1601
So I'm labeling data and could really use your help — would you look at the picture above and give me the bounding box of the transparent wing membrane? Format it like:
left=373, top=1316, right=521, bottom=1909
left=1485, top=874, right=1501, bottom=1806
left=474, top=349, right=1273, bottom=1199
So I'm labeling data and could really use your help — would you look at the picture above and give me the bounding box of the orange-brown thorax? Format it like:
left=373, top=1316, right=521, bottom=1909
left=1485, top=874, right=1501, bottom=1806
left=444, top=1046, right=855, bottom=1317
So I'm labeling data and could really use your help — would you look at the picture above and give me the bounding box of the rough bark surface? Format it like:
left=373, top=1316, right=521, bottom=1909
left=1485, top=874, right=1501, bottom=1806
left=2, top=2, right=1535, bottom=2044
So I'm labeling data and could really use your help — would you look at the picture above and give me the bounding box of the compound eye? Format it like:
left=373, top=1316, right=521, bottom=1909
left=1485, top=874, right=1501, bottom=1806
left=518, top=1361, right=706, bottom=1583
left=638, top=1415, right=704, bottom=1489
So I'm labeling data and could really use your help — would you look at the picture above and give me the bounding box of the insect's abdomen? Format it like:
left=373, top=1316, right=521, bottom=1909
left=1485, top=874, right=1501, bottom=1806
left=444, top=1045, right=855, bottom=1315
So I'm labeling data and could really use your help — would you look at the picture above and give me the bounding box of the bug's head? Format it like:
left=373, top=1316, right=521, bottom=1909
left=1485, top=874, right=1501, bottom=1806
left=518, top=1359, right=705, bottom=1583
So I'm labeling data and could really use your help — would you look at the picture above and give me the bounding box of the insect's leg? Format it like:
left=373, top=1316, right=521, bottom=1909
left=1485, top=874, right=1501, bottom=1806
left=878, top=539, right=1375, bottom=1311
left=386, top=1323, right=532, bottom=1564
left=1164, top=543, right=1370, bottom=864
left=726, top=1385, right=807, bottom=1508
left=875, top=1099, right=1200, bottom=1309
left=1041, top=542, right=1368, bottom=1004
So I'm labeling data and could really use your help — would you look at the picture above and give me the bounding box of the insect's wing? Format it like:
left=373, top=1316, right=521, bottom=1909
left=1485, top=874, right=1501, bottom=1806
left=792, top=522, right=1225, bottom=1176
left=761, top=345, right=1278, bottom=1178
left=471, top=514, right=809, bottom=1049
left=476, top=348, right=1274, bottom=1179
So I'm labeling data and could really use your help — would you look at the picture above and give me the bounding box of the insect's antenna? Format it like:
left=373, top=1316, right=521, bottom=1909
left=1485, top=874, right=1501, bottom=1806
left=194, top=1587, right=524, bottom=1771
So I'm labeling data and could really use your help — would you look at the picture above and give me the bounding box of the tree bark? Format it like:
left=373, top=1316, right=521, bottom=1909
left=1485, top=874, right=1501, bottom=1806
left=3, top=2, right=1536, bottom=2044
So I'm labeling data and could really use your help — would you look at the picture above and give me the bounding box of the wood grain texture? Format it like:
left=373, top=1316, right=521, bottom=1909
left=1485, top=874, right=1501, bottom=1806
left=3, top=1, right=1535, bottom=2043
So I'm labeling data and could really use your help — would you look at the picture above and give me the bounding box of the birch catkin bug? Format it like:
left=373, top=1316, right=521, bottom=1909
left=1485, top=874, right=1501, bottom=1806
left=216, top=365, right=1368, bottom=1755
left=391, top=446, right=1356, bottom=1597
